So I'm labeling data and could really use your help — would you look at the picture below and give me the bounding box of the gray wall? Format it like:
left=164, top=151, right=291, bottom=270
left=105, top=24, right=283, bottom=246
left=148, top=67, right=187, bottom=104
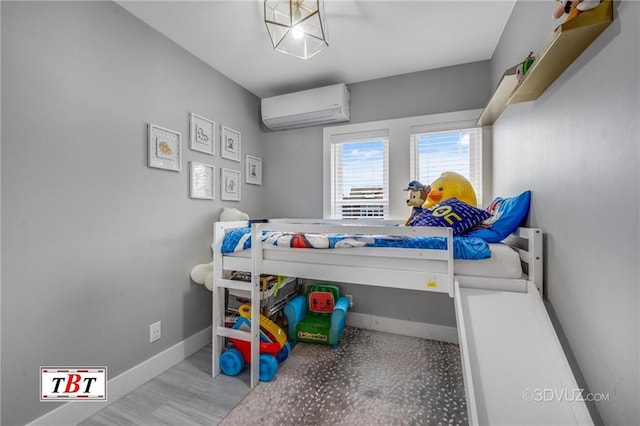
left=264, top=61, right=491, bottom=327
left=490, top=2, right=639, bottom=425
left=1, top=2, right=265, bottom=424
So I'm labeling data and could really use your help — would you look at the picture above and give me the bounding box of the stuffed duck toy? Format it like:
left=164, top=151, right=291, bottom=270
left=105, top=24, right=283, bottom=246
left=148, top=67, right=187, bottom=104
left=422, top=172, right=478, bottom=209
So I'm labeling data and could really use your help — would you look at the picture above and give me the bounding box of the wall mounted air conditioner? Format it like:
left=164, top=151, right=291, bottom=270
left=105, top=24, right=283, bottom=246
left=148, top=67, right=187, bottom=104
left=261, top=83, right=350, bottom=131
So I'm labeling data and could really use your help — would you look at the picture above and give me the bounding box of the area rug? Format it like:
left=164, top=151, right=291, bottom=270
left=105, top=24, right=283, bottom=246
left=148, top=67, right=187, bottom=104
left=219, top=327, right=468, bottom=425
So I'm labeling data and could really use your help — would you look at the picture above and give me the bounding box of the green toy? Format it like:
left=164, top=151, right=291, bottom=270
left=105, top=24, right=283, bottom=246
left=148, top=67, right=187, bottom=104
left=284, top=284, right=350, bottom=348
left=516, top=52, right=536, bottom=81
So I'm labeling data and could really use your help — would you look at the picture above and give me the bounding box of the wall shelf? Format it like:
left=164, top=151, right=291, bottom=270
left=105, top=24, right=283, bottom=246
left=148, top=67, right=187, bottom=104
left=478, top=0, right=613, bottom=126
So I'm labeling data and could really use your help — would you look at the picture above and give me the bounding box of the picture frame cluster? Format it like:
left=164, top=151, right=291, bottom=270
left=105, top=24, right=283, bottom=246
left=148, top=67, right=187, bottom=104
left=146, top=112, right=262, bottom=202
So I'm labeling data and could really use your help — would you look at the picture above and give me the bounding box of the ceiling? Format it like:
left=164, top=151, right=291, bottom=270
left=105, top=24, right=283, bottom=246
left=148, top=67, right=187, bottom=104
left=117, top=1, right=516, bottom=99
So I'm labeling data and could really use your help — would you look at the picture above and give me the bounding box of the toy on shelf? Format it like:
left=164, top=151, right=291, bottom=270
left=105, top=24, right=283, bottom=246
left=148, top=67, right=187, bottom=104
left=284, top=284, right=349, bottom=348
left=552, top=0, right=601, bottom=22
left=403, top=180, right=431, bottom=226
left=225, top=274, right=300, bottom=326
left=219, top=304, right=291, bottom=382
left=516, top=52, right=536, bottom=82
left=422, top=171, right=478, bottom=209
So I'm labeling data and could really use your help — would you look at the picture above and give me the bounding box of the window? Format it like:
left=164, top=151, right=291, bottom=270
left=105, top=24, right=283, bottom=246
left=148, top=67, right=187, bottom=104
left=324, top=110, right=484, bottom=220
left=329, top=130, right=389, bottom=219
left=410, top=127, right=482, bottom=205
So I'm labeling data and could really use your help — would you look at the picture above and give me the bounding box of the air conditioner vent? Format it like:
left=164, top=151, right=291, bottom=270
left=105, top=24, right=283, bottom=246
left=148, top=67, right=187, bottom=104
left=261, top=84, right=350, bottom=131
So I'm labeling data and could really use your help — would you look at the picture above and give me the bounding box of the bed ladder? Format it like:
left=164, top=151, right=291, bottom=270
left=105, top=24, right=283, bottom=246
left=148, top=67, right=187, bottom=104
left=211, top=221, right=262, bottom=388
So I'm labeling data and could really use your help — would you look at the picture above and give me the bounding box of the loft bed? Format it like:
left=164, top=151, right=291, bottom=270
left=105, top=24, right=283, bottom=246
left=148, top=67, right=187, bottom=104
left=210, top=219, right=592, bottom=425
left=214, top=218, right=539, bottom=294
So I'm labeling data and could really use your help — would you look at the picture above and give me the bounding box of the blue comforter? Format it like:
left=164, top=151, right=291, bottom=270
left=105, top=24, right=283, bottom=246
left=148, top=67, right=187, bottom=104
left=221, top=227, right=490, bottom=260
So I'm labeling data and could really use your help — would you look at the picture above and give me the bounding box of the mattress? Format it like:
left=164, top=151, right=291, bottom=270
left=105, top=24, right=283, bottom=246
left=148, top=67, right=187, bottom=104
left=223, top=242, right=522, bottom=280
left=454, top=242, right=522, bottom=278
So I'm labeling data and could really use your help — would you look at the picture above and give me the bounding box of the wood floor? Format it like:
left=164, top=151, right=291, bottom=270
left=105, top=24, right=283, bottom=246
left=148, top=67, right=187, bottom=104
left=80, top=344, right=250, bottom=426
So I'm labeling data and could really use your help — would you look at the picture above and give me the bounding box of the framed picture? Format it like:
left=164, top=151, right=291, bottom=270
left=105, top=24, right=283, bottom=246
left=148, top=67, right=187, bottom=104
left=190, top=113, right=215, bottom=155
left=245, top=155, right=262, bottom=185
left=221, top=126, right=241, bottom=162
left=148, top=124, right=181, bottom=172
left=221, top=168, right=241, bottom=201
left=190, top=162, right=215, bottom=200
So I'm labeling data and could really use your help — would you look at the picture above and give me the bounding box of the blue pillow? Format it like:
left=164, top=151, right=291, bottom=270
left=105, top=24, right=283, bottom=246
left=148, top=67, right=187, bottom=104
left=408, top=198, right=492, bottom=235
left=464, top=190, right=531, bottom=242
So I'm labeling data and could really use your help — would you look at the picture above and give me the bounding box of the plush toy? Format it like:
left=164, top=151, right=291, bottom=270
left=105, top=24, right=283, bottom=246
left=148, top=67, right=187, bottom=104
left=403, top=181, right=430, bottom=225
left=422, top=172, right=478, bottom=209
left=191, top=207, right=250, bottom=291
left=219, top=207, right=249, bottom=222
left=552, top=0, right=600, bottom=22
left=191, top=262, right=214, bottom=291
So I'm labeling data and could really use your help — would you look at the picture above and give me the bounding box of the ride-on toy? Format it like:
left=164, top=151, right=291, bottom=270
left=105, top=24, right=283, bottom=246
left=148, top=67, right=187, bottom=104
left=284, top=284, right=349, bottom=348
left=219, top=304, right=291, bottom=382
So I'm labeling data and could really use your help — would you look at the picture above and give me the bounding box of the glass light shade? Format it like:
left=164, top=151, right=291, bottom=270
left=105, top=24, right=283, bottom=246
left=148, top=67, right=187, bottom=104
left=264, top=0, right=328, bottom=60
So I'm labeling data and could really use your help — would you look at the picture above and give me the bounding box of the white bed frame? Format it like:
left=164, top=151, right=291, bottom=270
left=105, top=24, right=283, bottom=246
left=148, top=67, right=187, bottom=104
left=211, top=219, right=591, bottom=425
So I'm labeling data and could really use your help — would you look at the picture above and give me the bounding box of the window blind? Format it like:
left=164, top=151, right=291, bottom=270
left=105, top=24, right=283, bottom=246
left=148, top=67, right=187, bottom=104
left=330, top=130, right=389, bottom=219
left=410, top=127, right=482, bottom=206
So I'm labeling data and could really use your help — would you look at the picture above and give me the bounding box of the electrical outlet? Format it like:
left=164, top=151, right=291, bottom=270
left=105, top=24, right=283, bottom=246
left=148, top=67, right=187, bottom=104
left=150, top=321, right=161, bottom=343
left=345, top=294, right=353, bottom=308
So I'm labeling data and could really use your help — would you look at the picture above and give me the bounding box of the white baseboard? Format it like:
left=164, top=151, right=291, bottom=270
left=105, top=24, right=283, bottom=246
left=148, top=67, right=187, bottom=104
left=27, top=327, right=212, bottom=426
left=346, top=312, right=458, bottom=344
